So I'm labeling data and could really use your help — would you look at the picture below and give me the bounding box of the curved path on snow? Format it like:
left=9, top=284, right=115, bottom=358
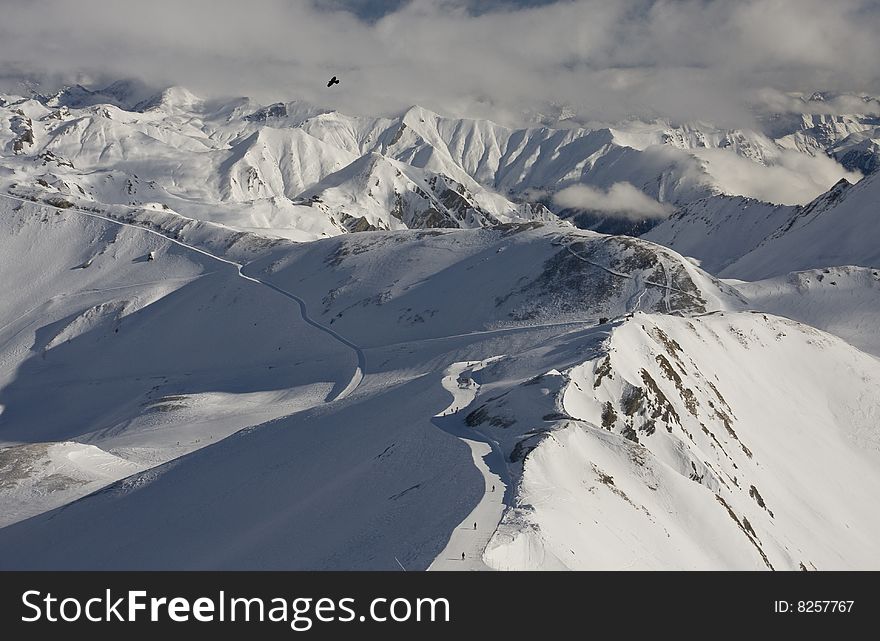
left=0, top=192, right=365, bottom=402
left=563, top=237, right=703, bottom=310
left=428, top=361, right=511, bottom=571
left=252, top=280, right=365, bottom=400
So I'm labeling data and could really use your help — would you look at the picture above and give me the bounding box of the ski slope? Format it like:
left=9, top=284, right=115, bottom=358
left=0, top=198, right=759, bottom=568
left=0, top=191, right=366, bottom=404
left=0, top=193, right=362, bottom=523
left=1, top=83, right=880, bottom=570
left=428, top=361, right=508, bottom=571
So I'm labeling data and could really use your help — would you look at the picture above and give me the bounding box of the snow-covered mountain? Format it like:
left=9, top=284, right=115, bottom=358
left=762, top=111, right=880, bottom=173
left=1, top=84, right=875, bottom=242
left=2, top=84, right=880, bottom=571
left=642, top=195, right=800, bottom=274
left=1, top=186, right=879, bottom=570
left=484, top=311, right=880, bottom=570
left=732, top=266, right=880, bottom=357
left=645, top=171, right=880, bottom=280
left=722, top=172, right=880, bottom=280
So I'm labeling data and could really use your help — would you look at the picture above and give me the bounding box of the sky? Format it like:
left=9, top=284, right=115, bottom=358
left=2, top=0, right=880, bottom=128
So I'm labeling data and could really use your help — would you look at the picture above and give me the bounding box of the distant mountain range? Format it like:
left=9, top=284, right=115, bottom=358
left=2, top=83, right=877, bottom=240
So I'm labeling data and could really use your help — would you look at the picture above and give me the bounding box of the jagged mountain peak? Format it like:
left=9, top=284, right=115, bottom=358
left=1, top=82, right=878, bottom=244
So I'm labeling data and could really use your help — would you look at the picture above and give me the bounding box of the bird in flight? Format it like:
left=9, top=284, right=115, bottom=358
left=327, top=76, right=340, bottom=88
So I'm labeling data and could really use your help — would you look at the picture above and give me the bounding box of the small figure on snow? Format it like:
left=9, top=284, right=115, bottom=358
left=461, top=552, right=465, bottom=560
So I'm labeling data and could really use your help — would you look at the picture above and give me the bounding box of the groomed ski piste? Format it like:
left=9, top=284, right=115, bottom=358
left=428, top=361, right=508, bottom=571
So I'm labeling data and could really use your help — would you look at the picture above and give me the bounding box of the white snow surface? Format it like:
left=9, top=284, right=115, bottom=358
left=646, top=172, right=880, bottom=281
left=732, top=266, right=880, bottom=357
left=721, top=172, right=880, bottom=280
left=0, top=190, right=761, bottom=569
left=643, top=195, right=798, bottom=275
left=428, top=361, right=507, bottom=571
left=0, top=441, right=143, bottom=527
left=1, top=86, right=880, bottom=570
left=485, top=312, right=880, bottom=570
left=0, top=86, right=872, bottom=243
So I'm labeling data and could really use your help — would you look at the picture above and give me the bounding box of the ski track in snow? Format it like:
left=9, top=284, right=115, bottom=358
left=0, top=192, right=365, bottom=402
left=627, top=273, right=646, bottom=313
left=428, top=361, right=510, bottom=571
left=660, top=259, right=672, bottom=313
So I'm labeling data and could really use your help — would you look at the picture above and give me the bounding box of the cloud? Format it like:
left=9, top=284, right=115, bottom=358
left=605, top=144, right=862, bottom=206
left=692, top=148, right=863, bottom=205
left=751, top=88, right=880, bottom=117
left=0, top=1, right=879, bottom=127
left=554, top=183, right=672, bottom=219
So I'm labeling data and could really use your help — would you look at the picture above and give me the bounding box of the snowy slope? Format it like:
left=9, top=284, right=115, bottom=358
left=481, top=312, right=880, bottom=570
left=643, top=195, right=797, bottom=274
left=770, top=112, right=880, bottom=160
left=0, top=192, right=753, bottom=568
left=828, top=125, right=880, bottom=174
left=721, top=172, right=880, bottom=280
left=0, top=90, right=555, bottom=239
left=0, top=194, right=357, bottom=522
left=0, top=441, right=143, bottom=527
left=293, top=152, right=539, bottom=232
left=299, top=107, right=721, bottom=203
left=2, top=84, right=880, bottom=570
left=644, top=172, right=880, bottom=281
left=244, top=222, right=743, bottom=349
left=2, top=190, right=878, bottom=570
left=732, top=266, right=880, bottom=357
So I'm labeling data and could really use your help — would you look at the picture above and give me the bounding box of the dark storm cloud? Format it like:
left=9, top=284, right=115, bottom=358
left=1, top=0, right=879, bottom=126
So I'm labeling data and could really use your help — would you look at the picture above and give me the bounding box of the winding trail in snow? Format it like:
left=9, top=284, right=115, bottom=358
left=428, top=360, right=511, bottom=571
left=0, top=192, right=365, bottom=402
left=252, top=280, right=365, bottom=400
left=660, top=259, right=673, bottom=313
left=562, top=238, right=702, bottom=310
left=626, top=272, right=646, bottom=313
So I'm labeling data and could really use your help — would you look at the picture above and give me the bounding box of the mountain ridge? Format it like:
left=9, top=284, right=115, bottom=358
left=3, top=84, right=874, bottom=242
